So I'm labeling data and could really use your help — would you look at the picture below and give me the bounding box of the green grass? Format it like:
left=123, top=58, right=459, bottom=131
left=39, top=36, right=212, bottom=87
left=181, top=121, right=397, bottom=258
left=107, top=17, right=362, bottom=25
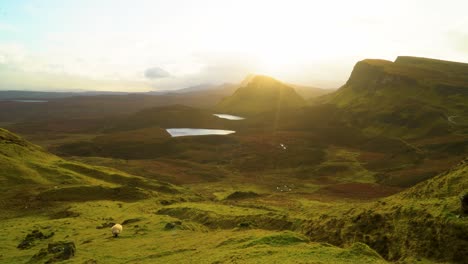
left=0, top=199, right=387, bottom=264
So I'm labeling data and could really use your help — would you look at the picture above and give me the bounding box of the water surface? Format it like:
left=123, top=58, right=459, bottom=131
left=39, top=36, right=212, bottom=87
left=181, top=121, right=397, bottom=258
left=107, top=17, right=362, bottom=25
left=166, top=128, right=235, bottom=137
left=213, top=114, right=245, bottom=120
left=11, top=100, right=48, bottom=103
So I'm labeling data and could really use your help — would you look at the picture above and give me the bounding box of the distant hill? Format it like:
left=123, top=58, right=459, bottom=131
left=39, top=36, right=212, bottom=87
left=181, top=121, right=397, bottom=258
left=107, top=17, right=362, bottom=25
left=216, top=75, right=307, bottom=115
left=148, top=83, right=237, bottom=95
left=288, top=84, right=335, bottom=99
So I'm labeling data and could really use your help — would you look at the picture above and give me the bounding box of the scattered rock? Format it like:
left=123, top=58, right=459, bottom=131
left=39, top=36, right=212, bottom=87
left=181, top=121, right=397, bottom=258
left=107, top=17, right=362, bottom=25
left=29, top=241, right=75, bottom=263
left=238, top=222, right=251, bottom=228
left=96, top=222, right=115, bottom=229
left=48, top=242, right=76, bottom=260
left=164, top=221, right=182, bottom=230
left=122, top=218, right=142, bottom=225
left=160, top=200, right=172, bottom=205
left=29, top=248, right=48, bottom=262
left=460, top=192, right=468, bottom=214
left=17, top=230, right=54, bottom=249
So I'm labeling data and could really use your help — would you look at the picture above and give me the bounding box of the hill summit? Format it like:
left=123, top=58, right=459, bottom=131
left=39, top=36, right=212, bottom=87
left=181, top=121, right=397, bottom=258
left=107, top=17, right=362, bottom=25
left=216, top=75, right=306, bottom=115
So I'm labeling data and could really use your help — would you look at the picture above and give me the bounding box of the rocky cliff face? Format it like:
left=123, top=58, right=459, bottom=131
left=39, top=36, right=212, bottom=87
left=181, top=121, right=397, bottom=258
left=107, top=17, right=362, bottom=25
left=344, top=59, right=417, bottom=92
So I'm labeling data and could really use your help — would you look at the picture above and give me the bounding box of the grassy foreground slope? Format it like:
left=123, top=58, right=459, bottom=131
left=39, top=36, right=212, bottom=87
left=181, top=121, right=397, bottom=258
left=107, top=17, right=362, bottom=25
left=0, top=128, right=388, bottom=263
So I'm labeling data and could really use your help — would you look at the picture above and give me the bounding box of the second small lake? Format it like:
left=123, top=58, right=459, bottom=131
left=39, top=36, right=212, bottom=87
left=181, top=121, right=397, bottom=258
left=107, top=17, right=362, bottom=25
left=166, top=128, right=236, bottom=137
left=213, top=114, right=245, bottom=120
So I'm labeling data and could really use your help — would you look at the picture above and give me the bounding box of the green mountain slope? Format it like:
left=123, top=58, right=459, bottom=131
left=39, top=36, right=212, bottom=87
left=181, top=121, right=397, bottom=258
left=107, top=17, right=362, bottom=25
left=217, top=75, right=307, bottom=115
left=322, top=56, right=468, bottom=138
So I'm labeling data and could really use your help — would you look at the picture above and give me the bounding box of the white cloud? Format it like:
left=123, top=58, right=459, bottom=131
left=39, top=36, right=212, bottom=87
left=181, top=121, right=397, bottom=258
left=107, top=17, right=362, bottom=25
left=144, top=67, right=170, bottom=79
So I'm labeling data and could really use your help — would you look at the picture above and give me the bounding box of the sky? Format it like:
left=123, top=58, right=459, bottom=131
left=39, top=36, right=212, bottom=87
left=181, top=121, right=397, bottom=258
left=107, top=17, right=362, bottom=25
left=0, top=0, right=467, bottom=91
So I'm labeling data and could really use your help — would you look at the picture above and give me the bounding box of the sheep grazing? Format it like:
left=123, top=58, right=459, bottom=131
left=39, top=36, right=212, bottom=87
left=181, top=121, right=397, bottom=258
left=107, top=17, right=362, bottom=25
left=111, top=224, right=123, bottom=238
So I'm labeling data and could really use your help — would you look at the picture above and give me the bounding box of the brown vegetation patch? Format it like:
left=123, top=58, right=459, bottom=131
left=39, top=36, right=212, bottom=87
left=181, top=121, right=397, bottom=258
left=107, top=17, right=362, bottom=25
left=317, top=183, right=402, bottom=199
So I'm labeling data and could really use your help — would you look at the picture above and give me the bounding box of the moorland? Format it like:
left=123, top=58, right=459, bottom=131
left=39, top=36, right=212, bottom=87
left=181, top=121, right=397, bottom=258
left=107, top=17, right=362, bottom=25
left=0, top=56, right=467, bottom=263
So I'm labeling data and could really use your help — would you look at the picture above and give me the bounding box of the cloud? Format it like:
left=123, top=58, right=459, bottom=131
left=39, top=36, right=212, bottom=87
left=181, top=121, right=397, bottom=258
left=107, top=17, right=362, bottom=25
left=144, top=67, right=170, bottom=79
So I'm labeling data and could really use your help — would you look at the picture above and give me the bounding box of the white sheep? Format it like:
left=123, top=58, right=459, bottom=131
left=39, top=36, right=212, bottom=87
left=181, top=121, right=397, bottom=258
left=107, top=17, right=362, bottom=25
left=111, top=224, right=123, bottom=238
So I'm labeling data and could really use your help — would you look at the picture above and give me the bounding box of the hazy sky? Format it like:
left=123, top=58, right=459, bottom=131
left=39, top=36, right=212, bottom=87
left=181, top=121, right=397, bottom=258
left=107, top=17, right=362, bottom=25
left=0, top=0, right=467, bottom=91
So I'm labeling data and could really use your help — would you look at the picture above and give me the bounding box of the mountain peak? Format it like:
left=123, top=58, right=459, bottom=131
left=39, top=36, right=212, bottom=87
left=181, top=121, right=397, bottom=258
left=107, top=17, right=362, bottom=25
left=216, top=75, right=306, bottom=115
left=344, top=59, right=407, bottom=88
left=239, top=74, right=282, bottom=87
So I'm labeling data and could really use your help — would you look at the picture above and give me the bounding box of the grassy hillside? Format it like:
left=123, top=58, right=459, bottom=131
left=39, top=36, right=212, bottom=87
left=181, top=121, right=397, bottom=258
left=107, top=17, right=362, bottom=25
left=322, top=56, right=468, bottom=139
left=217, top=75, right=307, bottom=115
left=301, top=157, right=468, bottom=262
left=284, top=56, right=468, bottom=187
left=0, top=128, right=183, bottom=216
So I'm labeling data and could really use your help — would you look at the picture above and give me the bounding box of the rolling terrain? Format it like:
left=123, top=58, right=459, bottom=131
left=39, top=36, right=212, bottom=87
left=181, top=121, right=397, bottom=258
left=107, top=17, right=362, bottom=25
left=0, top=56, right=467, bottom=263
left=1, top=128, right=390, bottom=263
left=0, top=130, right=466, bottom=263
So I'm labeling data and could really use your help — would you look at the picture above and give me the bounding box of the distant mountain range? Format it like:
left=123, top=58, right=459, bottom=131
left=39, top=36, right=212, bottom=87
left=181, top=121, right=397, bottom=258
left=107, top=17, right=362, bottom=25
left=0, top=78, right=332, bottom=101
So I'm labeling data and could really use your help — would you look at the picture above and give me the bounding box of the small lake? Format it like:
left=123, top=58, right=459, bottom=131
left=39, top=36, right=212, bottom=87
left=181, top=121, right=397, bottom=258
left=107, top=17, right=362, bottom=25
left=166, top=128, right=236, bottom=137
left=213, top=114, right=245, bottom=120
left=11, top=100, right=48, bottom=103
